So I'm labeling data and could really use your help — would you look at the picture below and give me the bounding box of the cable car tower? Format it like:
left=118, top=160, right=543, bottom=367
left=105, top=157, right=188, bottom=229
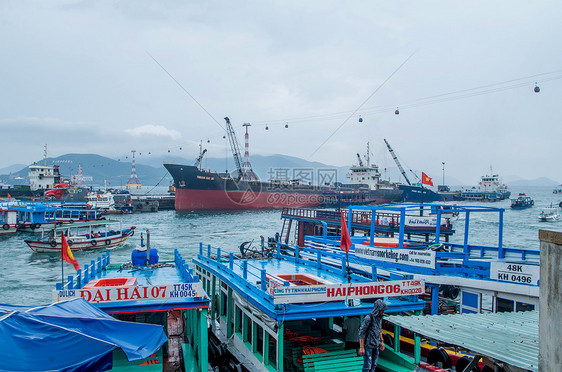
left=241, top=123, right=258, bottom=181
left=126, top=150, right=142, bottom=189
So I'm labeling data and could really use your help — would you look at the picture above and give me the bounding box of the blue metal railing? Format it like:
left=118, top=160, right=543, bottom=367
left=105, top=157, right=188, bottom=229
left=56, top=252, right=111, bottom=290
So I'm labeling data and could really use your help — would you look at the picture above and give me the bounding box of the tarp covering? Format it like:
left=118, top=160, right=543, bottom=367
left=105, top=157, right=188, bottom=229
left=0, top=298, right=167, bottom=371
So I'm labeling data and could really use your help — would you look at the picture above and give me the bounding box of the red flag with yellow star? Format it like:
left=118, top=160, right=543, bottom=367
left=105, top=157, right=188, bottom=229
left=421, top=172, right=434, bottom=186
left=61, top=233, right=80, bottom=271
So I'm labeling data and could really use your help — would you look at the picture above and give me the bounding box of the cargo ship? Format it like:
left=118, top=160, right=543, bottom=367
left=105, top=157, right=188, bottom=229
left=165, top=120, right=403, bottom=211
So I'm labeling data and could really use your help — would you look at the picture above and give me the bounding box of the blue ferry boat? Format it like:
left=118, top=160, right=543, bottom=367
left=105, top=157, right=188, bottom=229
left=53, top=236, right=210, bottom=371
left=193, top=241, right=426, bottom=371
left=511, top=193, right=534, bottom=209
left=300, top=203, right=539, bottom=314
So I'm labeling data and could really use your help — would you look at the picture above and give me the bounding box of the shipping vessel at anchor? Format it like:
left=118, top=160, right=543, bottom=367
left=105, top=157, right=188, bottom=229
left=165, top=118, right=402, bottom=211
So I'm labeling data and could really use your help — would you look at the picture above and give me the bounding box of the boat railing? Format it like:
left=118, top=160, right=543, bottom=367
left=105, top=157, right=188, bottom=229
left=302, top=234, right=540, bottom=279
left=56, top=252, right=111, bottom=290
left=197, top=242, right=387, bottom=296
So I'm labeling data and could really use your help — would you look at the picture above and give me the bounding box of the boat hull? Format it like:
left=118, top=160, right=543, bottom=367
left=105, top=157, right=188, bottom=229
left=25, top=230, right=134, bottom=253
left=398, top=185, right=453, bottom=203
left=166, top=163, right=404, bottom=210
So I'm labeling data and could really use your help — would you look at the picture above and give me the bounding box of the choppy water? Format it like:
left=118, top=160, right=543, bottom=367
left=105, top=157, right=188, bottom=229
left=1, top=186, right=560, bottom=306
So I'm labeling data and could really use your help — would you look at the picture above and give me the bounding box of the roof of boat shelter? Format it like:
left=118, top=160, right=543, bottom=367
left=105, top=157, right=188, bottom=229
left=194, top=253, right=426, bottom=321
left=349, top=202, right=505, bottom=212
left=385, top=310, right=539, bottom=371
left=55, top=251, right=210, bottom=314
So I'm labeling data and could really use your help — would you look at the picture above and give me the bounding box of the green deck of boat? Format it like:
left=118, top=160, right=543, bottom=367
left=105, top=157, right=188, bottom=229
left=108, top=348, right=163, bottom=371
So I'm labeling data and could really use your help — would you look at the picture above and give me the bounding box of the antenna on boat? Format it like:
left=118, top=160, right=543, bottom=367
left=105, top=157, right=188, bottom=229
left=145, top=230, right=151, bottom=266
left=43, top=144, right=48, bottom=166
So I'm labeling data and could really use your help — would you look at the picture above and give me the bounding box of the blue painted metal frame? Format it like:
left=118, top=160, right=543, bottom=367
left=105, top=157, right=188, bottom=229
left=193, top=242, right=425, bottom=322
left=300, top=203, right=539, bottom=284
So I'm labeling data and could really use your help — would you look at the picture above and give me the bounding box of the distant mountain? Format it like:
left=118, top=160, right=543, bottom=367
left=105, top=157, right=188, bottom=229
left=0, top=164, right=27, bottom=175
left=0, top=154, right=169, bottom=187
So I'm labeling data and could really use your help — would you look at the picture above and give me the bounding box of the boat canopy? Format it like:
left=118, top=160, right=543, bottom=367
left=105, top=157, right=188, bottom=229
left=0, top=298, right=167, bottom=371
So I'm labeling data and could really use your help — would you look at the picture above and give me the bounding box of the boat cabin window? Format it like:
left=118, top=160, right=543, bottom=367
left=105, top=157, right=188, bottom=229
left=255, top=324, right=264, bottom=356
left=220, top=290, right=227, bottom=318
left=516, top=302, right=535, bottom=312
left=268, top=335, right=277, bottom=368
left=496, top=297, right=514, bottom=312
left=235, top=305, right=243, bottom=334
left=243, top=313, right=252, bottom=346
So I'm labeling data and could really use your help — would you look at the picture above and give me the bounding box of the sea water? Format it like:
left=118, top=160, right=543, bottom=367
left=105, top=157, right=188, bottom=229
left=1, top=185, right=560, bottom=306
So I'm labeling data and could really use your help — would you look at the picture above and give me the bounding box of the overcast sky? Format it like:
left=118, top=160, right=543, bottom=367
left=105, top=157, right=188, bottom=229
left=1, top=1, right=561, bottom=184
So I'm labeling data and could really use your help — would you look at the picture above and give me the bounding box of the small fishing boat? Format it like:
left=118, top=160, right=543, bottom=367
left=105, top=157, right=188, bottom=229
left=553, top=184, right=562, bottom=194
left=53, top=234, right=211, bottom=371
left=510, top=193, right=534, bottom=209
left=538, top=206, right=559, bottom=222
left=25, top=219, right=135, bottom=253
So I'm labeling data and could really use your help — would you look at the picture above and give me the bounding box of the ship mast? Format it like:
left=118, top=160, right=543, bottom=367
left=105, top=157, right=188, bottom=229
left=384, top=138, right=411, bottom=185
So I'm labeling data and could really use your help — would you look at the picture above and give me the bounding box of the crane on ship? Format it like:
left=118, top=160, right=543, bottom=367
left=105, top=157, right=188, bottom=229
left=223, top=117, right=258, bottom=180
left=384, top=138, right=412, bottom=185
left=356, top=153, right=364, bottom=167
left=224, top=117, right=244, bottom=179
left=194, top=141, right=207, bottom=171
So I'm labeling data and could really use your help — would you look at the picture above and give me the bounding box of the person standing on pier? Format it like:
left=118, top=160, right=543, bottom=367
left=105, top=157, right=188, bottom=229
left=358, top=299, right=387, bottom=372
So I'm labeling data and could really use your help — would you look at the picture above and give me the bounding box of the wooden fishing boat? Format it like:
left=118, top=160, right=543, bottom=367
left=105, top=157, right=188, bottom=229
left=53, top=237, right=210, bottom=371
left=25, top=219, right=135, bottom=253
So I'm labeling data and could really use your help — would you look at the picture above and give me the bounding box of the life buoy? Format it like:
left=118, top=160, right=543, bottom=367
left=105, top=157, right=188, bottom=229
left=90, top=240, right=97, bottom=247
left=34, top=223, right=41, bottom=229
left=69, top=219, right=74, bottom=224
left=30, top=223, right=36, bottom=230
left=2, top=224, right=9, bottom=230
left=105, top=239, right=111, bottom=246
left=67, top=239, right=73, bottom=246
left=50, top=241, right=57, bottom=247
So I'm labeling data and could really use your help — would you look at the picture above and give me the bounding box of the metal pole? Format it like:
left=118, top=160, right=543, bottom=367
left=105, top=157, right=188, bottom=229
left=442, top=162, right=445, bottom=186
left=145, top=229, right=150, bottom=265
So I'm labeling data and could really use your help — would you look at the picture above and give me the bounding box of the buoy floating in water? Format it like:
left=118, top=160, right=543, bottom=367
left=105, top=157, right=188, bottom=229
left=395, top=107, right=400, bottom=115
left=534, top=82, right=540, bottom=93
left=358, top=116, right=363, bottom=123
left=265, top=126, right=269, bottom=130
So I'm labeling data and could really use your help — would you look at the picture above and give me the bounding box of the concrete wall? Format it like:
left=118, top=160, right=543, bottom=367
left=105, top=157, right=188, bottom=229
left=538, top=230, right=562, bottom=371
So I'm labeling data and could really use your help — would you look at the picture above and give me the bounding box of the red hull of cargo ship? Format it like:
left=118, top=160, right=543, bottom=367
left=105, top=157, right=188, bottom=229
left=175, top=188, right=324, bottom=210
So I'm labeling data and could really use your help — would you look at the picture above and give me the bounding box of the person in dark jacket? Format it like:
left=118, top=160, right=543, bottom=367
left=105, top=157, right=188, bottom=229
left=358, top=299, right=387, bottom=372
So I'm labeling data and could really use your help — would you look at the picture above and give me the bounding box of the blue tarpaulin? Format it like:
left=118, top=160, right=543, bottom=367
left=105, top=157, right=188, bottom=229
left=0, top=298, right=167, bottom=371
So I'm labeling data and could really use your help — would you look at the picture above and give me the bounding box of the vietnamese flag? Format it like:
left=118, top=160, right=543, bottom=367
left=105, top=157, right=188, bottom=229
left=421, top=172, right=434, bottom=186
left=61, top=233, right=80, bottom=271
left=340, top=211, right=352, bottom=253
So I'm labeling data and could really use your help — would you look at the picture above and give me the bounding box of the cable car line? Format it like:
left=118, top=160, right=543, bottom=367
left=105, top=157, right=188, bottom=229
left=309, top=51, right=417, bottom=158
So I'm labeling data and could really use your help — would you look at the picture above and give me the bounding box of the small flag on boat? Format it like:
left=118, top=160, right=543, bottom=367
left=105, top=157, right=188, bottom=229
left=422, top=172, right=434, bottom=186
left=340, top=211, right=352, bottom=253
left=61, top=233, right=80, bottom=271
left=7, top=193, right=11, bottom=198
